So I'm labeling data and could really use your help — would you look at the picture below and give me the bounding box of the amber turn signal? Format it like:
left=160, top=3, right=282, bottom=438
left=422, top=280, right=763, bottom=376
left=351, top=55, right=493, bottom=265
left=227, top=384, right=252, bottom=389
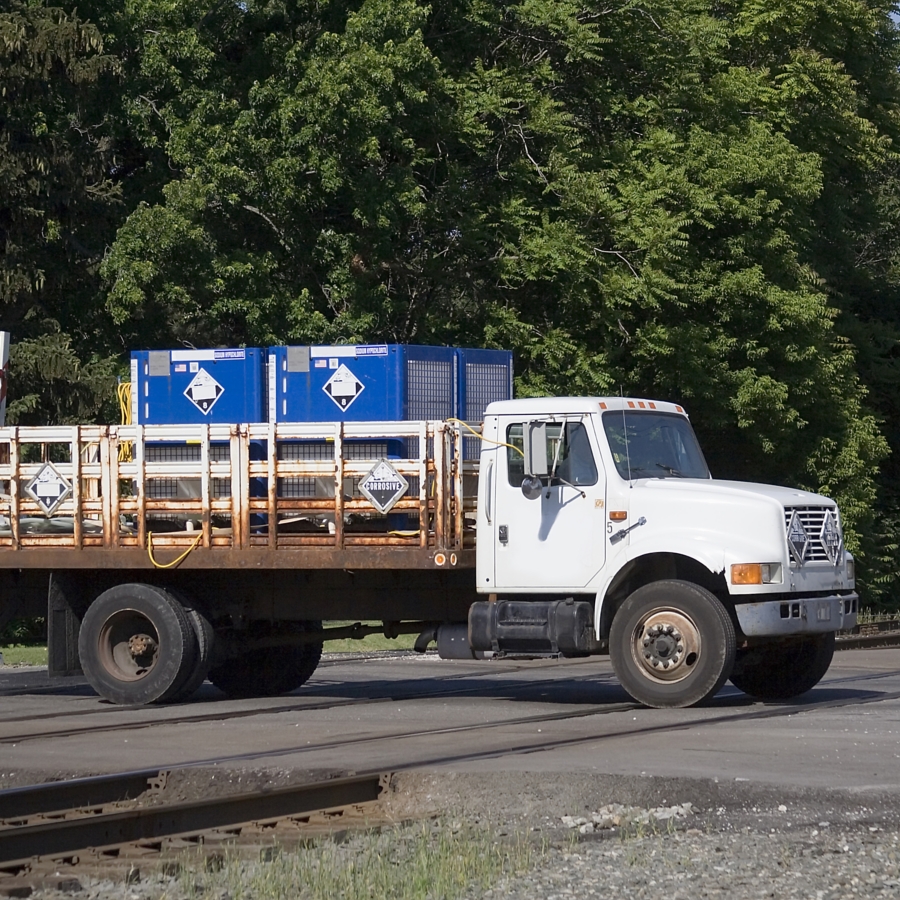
left=609, top=511, right=628, bottom=521
left=731, top=563, right=763, bottom=585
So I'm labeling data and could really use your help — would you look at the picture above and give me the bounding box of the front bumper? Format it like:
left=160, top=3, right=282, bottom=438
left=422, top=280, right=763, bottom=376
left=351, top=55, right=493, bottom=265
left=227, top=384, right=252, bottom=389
left=734, top=593, right=858, bottom=637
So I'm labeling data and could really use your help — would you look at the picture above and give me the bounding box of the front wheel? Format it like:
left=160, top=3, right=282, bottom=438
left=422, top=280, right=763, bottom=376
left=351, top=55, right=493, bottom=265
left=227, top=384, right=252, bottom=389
left=730, top=633, right=835, bottom=701
left=609, top=580, right=736, bottom=709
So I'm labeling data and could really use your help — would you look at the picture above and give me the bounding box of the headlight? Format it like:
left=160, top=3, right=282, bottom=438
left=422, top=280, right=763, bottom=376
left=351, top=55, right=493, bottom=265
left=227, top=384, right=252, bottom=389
left=731, top=563, right=783, bottom=585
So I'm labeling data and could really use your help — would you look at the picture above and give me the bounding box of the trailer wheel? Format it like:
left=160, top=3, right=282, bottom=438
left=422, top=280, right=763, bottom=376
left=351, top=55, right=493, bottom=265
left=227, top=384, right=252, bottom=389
left=730, top=632, right=835, bottom=701
left=78, top=584, right=195, bottom=705
left=609, top=580, right=736, bottom=709
left=166, top=593, right=215, bottom=703
left=208, top=620, right=323, bottom=699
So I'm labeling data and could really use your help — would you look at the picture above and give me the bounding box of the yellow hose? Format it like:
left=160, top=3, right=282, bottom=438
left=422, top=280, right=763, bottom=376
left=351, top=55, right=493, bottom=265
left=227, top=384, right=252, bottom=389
left=147, top=530, right=202, bottom=569
left=117, top=381, right=133, bottom=462
left=445, top=417, right=524, bottom=457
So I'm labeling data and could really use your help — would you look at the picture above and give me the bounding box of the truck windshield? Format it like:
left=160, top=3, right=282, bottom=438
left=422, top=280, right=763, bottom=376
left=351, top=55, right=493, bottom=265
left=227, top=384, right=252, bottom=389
left=602, top=411, right=710, bottom=480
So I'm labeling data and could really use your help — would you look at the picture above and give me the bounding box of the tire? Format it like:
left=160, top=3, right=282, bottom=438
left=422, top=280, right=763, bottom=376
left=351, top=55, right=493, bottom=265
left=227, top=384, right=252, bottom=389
left=208, top=620, right=323, bottom=699
left=166, top=592, right=215, bottom=703
left=609, top=580, right=736, bottom=709
left=730, top=632, right=835, bottom=701
left=78, top=583, right=195, bottom=705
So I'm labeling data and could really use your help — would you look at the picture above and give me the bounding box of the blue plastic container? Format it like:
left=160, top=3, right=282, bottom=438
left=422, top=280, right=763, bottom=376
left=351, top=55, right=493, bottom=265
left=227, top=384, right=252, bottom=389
left=266, top=344, right=458, bottom=423
left=456, top=348, right=514, bottom=459
left=457, top=348, right=514, bottom=423
left=131, top=348, right=266, bottom=425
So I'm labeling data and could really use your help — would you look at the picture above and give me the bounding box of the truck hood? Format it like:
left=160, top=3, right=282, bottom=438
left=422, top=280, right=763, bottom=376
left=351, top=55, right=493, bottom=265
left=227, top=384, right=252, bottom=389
left=636, top=478, right=834, bottom=509
left=621, top=477, right=837, bottom=575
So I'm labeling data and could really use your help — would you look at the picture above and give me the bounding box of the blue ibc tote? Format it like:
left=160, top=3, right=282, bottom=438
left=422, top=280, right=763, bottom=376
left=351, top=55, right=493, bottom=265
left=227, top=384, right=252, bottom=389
left=457, top=348, right=514, bottom=423
left=267, top=344, right=459, bottom=423
left=131, top=348, right=266, bottom=425
left=457, top=348, right=514, bottom=458
left=267, top=344, right=513, bottom=425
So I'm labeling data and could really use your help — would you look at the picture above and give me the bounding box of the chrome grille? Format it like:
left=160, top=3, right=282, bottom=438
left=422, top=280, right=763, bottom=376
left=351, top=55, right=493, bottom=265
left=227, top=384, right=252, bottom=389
left=783, top=506, right=839, bottom=563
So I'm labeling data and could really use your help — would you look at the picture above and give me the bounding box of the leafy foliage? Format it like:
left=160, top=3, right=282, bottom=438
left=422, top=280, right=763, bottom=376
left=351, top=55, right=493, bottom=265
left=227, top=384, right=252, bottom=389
left=0, top=2, right=121, bottom=422
left=8, top=0, right=900, bottom=601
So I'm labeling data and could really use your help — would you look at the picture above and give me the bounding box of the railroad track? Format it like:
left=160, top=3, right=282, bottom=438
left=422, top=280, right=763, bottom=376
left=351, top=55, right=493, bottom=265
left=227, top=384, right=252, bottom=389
left=0, top=633, right=895, bottom=746
left=3, top=657, right=900, bottom=890
left=0, top=660, right=620, bottom=745
left=0, top=771, right=388, bottom=891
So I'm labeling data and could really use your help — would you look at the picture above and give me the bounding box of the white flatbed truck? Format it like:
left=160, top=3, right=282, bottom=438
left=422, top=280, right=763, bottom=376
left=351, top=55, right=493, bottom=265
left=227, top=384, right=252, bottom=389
left=0, top=396, right=857, bottom=708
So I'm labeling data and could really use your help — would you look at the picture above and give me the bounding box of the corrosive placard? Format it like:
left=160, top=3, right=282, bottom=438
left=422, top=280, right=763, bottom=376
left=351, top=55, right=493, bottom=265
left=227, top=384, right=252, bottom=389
left=323, top=363, right=364, bottom=411
left=359, top=460, right=408, bottom=514
left=184, top=368, right=224, bottom=414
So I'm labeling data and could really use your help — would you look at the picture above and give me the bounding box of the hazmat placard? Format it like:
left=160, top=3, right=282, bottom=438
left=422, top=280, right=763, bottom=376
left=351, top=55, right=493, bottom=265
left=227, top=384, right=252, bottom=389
left=359, top=460, right=409, bottom=514
left=323, top=363, right=364, bottom=411
left=25, top=463, right=73, bottom=516
left=184, top=368, right=224, bottom=415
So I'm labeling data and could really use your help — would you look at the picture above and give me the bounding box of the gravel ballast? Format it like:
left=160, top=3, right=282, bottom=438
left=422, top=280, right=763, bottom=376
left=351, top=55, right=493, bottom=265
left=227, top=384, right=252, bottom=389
left=7, top=771, right=900, bottom=899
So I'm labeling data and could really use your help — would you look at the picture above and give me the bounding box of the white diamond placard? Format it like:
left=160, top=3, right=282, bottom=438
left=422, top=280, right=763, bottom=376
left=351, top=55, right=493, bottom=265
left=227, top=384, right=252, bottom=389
left=323, top=363, right=364, bottom=411
left=820, top=510, right=843, bottom=565
left=787, top=511, right=809, bottom=564
left=25, top=462, right=72, bottom=515
left=184, top=367, right=224, bottom=415
left=359, top=459, right=408, bottom=514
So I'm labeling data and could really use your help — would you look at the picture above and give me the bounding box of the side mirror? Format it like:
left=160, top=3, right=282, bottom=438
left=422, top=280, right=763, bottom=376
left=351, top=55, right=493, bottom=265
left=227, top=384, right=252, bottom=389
left=520, top=421, right=548, bottom=501
left=523, top=421, right=548, bottom=476
left=521, top=474, right=543, bottom=500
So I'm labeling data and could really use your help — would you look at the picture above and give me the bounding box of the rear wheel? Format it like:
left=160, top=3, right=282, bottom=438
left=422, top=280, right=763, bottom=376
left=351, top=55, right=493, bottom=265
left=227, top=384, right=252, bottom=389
left=208, top=621, right=323, bottom=699
left=167, top=593, right=214, bottom=703
left=730, top=632, right=835, bottom=701
left=610, top=580, right=736, bottom=708
left=78, top=584, right=195, bottom=705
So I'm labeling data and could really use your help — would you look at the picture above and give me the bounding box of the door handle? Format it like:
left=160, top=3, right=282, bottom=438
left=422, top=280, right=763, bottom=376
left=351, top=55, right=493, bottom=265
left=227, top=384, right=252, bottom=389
left=484, top=462, right=493, bottom=524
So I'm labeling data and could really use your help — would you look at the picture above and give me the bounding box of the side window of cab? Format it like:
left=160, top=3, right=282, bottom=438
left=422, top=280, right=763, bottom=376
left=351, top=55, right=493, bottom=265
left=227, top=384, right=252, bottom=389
left=505, top=422, right=598, bottom=487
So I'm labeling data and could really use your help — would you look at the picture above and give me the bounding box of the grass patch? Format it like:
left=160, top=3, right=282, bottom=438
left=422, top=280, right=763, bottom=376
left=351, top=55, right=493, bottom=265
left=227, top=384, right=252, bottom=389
left=0, top=644, right=48, bottom=667
left=322, top=621, right=417, bottom=653
left=180, top=821, right=542, bottom=900
left=0, top=621, right=419, bottom=668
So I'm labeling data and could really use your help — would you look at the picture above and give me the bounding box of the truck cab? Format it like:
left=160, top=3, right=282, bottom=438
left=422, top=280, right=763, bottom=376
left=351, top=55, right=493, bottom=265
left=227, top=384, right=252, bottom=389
left=471, top=397, right=858, bottom=708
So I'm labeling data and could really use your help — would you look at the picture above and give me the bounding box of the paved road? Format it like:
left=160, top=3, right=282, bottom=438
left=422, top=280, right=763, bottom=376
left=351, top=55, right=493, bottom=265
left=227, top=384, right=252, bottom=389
left=0, top=649, right=898, bottom=791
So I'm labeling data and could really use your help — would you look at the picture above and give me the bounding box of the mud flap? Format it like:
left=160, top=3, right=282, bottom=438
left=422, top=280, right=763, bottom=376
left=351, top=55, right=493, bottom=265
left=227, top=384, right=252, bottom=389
left=48, top=573, right=85, bottom=677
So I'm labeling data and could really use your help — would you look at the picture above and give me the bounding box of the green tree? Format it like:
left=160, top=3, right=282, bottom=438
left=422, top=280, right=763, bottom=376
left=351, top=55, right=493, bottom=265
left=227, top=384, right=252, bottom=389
left=0, top=2, right=121, bottom=423
left=100, top=0, right=899, bottom=581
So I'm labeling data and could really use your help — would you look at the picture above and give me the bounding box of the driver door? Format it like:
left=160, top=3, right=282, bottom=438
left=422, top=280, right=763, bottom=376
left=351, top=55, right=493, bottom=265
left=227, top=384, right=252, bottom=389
left=493, top=417, right=606, bottom=590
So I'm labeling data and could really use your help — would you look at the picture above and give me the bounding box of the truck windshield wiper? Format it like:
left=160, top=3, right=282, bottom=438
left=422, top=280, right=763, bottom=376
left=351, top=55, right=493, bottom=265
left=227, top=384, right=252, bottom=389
left=656, top=463, right=685, bottom=477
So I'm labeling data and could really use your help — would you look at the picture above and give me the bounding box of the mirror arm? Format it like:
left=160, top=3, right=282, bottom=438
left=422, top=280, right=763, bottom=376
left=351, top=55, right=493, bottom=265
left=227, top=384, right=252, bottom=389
left=548, top=475, right=585, bottom=498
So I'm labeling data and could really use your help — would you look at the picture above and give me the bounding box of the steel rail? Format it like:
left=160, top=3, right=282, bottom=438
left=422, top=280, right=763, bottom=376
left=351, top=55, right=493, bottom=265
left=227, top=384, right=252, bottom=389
left=836, top=632, right=900, bottom=650
left=0, top=770, right=160, bottom=821
left=0, top=772, right=384, bottom=869
left=0, top=637, right=892, bottom=747
left=0, top=660, right=618, bottom=743
left=1, top=658, right=898, bottom=871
